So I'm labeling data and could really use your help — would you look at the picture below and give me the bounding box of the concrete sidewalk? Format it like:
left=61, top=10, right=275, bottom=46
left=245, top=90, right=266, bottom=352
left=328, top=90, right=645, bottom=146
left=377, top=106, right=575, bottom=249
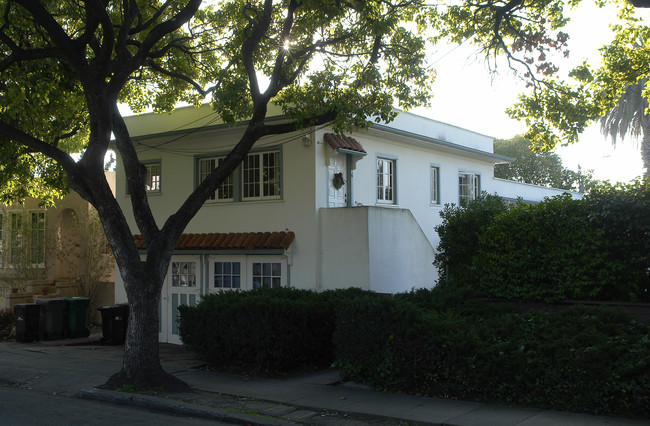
left=2, top=334, right=649, bottom=426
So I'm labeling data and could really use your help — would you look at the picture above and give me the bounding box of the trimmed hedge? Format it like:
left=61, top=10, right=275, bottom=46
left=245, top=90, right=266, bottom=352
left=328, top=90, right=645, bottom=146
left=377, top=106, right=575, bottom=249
left=434, top=178, right=650, bottom=302
left=334, top=288, right=650, bottom=418
left=178, top=287, right=371, bottom=375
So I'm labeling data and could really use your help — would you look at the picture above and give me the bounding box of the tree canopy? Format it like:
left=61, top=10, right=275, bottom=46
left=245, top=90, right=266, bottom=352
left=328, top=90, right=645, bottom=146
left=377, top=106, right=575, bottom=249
left=494, top=135, right=589, bottom=190
left=503, top=1, right=650, bottom=175
left=1, top=0, right=647, bottom=390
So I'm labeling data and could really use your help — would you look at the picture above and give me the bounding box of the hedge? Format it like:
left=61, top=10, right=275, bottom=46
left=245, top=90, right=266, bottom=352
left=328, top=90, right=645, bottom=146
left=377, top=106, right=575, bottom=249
left=434, top=178, right=650, bottom=302
left=178, top=287, right=371, bottom=375
left=334, top=288, right=650, bottom=418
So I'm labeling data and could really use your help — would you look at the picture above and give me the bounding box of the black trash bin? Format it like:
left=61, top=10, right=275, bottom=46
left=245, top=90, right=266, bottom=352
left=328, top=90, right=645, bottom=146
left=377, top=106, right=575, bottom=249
left=98, top=304, right=129, bottom=345
left=37, top=298, right=67, bottom=340
left=14, top=303, right=41, bottom=343
left=64, top=297, right=91, bottom=338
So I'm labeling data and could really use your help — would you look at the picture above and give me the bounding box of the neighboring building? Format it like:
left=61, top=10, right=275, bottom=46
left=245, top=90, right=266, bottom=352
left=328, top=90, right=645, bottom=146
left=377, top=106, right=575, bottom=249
left=0, top=172, right=116, bottom=316
left=114, top=105, right=579, bottom=344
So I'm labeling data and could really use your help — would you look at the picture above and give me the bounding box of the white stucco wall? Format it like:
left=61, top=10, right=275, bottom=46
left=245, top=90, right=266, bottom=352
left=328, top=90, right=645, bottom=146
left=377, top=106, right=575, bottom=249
left=320, top=207, right=435, bottom=293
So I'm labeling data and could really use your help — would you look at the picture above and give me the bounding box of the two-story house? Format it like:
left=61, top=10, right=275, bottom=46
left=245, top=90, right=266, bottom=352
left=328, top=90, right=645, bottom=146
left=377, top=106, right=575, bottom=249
left=114, top=105, right=576, bottom=344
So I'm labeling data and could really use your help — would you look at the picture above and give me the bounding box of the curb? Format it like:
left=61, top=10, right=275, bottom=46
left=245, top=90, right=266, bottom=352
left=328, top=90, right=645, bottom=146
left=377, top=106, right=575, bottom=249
left=76, top=387, right=294, bottom=426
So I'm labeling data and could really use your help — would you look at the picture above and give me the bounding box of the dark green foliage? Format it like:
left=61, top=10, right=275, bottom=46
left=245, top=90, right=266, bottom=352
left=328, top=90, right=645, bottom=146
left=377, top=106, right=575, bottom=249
left=178, top=287, right=372, bottom=375
left=334, top=287, right=650, bottom=418
left=0, top=308, right=14, bottom=339
left=433, top=193, right=511, bottom=288
left=436, top=177, right=650, bottom=302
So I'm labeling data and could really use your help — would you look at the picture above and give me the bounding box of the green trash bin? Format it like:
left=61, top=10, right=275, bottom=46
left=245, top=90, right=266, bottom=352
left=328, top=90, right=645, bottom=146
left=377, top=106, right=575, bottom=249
left=64, top=297, right=91, bottom=338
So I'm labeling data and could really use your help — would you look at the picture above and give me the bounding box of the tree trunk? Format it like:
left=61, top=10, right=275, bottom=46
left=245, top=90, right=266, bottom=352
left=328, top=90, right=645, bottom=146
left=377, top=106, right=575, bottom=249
left=106, top=278, right=189, bottom=392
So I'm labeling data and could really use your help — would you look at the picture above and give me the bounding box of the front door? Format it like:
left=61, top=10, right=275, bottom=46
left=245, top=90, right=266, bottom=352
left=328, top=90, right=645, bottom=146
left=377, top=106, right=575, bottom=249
left=160, top=257, right=201, bottom=344
left=328, top=153, right=347, bottom=207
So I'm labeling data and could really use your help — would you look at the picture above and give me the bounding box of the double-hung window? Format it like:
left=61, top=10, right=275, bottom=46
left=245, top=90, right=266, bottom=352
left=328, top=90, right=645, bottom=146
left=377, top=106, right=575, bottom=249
left=197, top=150, right=281, bottom=203
left=430, top=166, right=440, bottom=204
left=459, top=172, right=480, bottom=205
left=9, top=212, right=22, bottom=267
left=377, top=157, right=395, bottom=204
left=29, top=211, right=46, bottom=266
left=198, top=156, right=234, bottom=201
left=243, top=151, right=281, bottom=200
left=144, top=162, right=161, bottom=193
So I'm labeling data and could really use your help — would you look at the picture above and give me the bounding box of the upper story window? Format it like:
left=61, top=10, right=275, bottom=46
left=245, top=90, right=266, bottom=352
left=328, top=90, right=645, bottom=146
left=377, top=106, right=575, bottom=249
left=459, top=172, right=480, bottom=205
left=144, top=162, right=161, bottom=193
left=243, top=151, right=281, bottom=200
left=5, top=210, right=46, bottom=267
left=29, top=211, right=46, bottom=266
left=377, top=157, right=395, bottom=204
left=9, top=211, right=22, bottom=267
left=198, top=156, right=234, bottom=201
left=198, top=149, right=282, bottom=203
left=430, top=166, right=440, bottom=205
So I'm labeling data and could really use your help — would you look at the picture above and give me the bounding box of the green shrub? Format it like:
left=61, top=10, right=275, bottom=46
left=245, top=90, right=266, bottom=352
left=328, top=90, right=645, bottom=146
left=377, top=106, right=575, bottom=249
left=435, top=177, right=650, bottom=302
left=179, top=287, right=372, bottom=375
left=0, top=308, right=14, bottom=340
left=433, top=193, right=511, bottom=288
left=334, top=290, right=650, bottom=418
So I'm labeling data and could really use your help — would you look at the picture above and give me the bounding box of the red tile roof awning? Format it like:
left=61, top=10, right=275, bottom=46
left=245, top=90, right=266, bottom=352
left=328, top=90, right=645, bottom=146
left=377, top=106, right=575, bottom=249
left=134, top=231, right=295, bottom=251
left=324, top=133, right=366, bottom=155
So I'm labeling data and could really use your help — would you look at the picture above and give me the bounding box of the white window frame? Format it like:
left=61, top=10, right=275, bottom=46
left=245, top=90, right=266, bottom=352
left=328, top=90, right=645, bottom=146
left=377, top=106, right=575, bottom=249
left=8, top=211, right=23, bottom=267
left=170, top=259, right=198, bottom=288
left=430, top=165, right=440, bottom=205
left=377, top=157, right=396, bottom=204
left=250, top=257, right=286, bottom=289
left=242, top=150, right=282, bottom=201
left=198, top=156, right=234, bottom=202
left=28, top=210, right=46, bottom=267
left=211, top=256, right=244, bottom=291
left=208, top=255, right=287, bottom=291
left=144, top=161, right=161, bottom=193
left=459, top=172, right=480, bottom=205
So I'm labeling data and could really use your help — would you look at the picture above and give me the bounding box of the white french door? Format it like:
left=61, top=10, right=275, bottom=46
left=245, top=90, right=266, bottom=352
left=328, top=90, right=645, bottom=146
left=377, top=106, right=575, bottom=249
left=160, top=256, right=201, bottom=344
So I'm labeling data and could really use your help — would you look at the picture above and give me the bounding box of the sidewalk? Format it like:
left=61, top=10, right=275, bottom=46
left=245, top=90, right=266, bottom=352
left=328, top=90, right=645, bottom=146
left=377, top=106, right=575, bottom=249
left=3, top=334, right=649, bottom=426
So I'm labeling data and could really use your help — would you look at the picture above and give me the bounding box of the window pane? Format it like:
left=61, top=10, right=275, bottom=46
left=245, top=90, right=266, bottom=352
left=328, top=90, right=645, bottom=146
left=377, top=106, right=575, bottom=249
left=377, top=158, right=394, bottom=202
left=272, top=263, right=281, bottom=275
left=232, top=276, right=241, bottom=288
left=214, top=262, right=222, bottom=274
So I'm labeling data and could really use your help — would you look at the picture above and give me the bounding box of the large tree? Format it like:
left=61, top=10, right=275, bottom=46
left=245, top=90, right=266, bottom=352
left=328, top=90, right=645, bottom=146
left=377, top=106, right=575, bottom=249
left=1, top=0, right=633, bottom=390
left=494, top=135, right=589, bottom=191
left=0, top=0, right=433, bottom=390
left=506, top=2, right=650, bottom=176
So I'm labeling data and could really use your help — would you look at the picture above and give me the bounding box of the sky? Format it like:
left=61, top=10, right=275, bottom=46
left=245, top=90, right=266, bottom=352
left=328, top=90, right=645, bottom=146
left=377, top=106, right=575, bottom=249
left=413, top=2, right=646, bottom=183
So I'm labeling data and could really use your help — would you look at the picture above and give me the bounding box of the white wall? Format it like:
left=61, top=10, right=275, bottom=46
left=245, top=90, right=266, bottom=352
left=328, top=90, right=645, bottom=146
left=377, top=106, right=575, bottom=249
left=320, top=207, right=436, bottom=293
left=491, top=178, right=583, bottom=202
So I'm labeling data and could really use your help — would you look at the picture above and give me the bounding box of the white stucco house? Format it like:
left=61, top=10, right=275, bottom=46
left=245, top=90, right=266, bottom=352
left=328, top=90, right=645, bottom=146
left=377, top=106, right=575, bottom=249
left=114, top=105, right=578, bottom=344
